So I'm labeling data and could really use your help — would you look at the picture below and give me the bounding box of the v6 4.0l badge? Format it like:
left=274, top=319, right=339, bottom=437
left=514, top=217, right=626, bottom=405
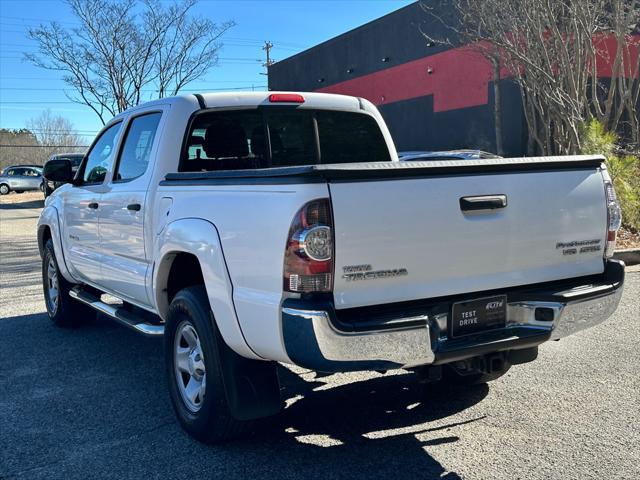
left=556, top=238, right=601, bottom=256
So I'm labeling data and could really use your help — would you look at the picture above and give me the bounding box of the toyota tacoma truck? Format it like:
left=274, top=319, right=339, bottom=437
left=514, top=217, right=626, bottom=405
left=39, top=91, right=625, bottom=443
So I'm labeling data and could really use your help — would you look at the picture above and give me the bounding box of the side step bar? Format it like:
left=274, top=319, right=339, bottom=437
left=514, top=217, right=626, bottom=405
left=69, top=287, right=164, bottom=337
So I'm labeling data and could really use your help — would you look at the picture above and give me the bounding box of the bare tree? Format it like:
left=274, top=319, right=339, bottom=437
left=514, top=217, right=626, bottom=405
left=419, top=3, right=506, bottom=155
left=27, top=110, right=85, bottom=161
left=27, top=0, right=234, bottom=124
left=594, top=0, right=640, bottom=147
left=421, top=0, right=640, bottom=155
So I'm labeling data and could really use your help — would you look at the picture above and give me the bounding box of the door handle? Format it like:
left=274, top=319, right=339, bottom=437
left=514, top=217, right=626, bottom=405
left=88, top=202, right=99, bottom=209
left=460, top=195, right=507, bottom=212
left=126, top=203, right=141, bottom=211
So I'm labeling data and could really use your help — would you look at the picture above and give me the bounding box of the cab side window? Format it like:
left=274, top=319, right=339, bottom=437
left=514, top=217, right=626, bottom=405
left=114, top=112, right=162, bottom=182
left=82, top=122, right=122, bottom=184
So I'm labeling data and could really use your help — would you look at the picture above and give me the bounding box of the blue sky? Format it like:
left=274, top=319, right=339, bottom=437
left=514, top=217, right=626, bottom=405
left=0, top=0, right=414, bottom=142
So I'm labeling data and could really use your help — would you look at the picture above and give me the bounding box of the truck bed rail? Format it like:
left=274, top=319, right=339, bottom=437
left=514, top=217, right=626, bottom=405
left=161, top=155, right=605, bottom=185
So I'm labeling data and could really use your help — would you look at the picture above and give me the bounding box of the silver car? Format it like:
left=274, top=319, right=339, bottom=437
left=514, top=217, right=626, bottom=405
left=0, top=166, right=44, bottom=195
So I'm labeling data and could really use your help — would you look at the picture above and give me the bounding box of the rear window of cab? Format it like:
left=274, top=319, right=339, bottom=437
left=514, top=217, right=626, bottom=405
left=180, top=109, right=391, bottom=172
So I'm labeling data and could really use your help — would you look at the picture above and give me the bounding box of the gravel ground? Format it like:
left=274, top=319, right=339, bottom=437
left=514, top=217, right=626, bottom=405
left=0, top=190, right=44, bottom=204
left=1, top=200, right=639, bottom=480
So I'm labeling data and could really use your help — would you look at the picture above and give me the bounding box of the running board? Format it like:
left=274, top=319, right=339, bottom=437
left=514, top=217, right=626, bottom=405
left=69, top=287, right=164, bottom=337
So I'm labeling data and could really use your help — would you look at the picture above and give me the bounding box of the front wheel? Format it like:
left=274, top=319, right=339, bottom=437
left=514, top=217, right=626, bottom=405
left=165, top=286, right=248, bottom=443
left=42, top=239, right=94, bottom=327
left=0, top=184, right=9, bottom=195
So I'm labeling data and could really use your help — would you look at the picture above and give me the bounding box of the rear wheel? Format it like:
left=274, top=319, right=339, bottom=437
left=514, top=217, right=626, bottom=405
left=0, top=184, right=9, bottom=195
left=42, top=239, right=94, bottom=327
left=39, top=183, right=45, bottom=192
left=165, top=286, right=248, bottom=443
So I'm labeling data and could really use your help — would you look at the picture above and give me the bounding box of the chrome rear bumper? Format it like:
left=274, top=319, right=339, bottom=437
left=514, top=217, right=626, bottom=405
left=281, top=260, right=624, bottom=372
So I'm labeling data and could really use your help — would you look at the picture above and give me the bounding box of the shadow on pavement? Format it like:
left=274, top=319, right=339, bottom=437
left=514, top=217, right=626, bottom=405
left=0, top=312, right=488, bottom=479
left=248, top=367, right=488, bottom=479
left=0, top=199, right=45, bottom=210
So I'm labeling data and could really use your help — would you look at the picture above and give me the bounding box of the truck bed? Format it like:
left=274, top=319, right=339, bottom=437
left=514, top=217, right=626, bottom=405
left=162, top=155, right=608, bottom=310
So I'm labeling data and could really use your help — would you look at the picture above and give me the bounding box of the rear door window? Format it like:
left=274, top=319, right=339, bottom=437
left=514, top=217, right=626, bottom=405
left=180, top=108, right=390, bottom=172
left=114, top=112, right=162, bottom=182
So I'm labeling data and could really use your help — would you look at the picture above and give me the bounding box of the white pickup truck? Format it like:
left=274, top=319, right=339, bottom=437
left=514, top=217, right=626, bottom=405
left=39, top=92, right=625, bottom=443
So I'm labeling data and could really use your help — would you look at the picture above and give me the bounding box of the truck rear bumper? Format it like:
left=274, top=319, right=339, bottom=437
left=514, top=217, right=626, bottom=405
left=281, top=260, right=624, bottom=372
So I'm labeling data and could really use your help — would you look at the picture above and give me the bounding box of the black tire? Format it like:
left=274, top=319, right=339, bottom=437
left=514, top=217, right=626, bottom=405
left=39, top=182, right=45, bottom=193
left=442, top=363, right=511, bottom=386
left=0, top=184, right=9, bottom=195
left=42, top=239, right=94, bottom=327
left=165, top=286, right=247, bottom=443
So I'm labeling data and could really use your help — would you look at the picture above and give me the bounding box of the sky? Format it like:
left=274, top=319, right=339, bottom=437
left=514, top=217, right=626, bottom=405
left=0, top=0, right=414, bottom=143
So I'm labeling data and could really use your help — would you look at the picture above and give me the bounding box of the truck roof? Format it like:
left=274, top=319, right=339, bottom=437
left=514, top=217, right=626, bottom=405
left=113, top=91, right=364, bottom=122
left=198, top=91, right=362, bottom=110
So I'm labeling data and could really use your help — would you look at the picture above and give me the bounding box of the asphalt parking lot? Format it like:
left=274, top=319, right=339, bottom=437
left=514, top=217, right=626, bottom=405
left=1, top=195, right=639, bottom=480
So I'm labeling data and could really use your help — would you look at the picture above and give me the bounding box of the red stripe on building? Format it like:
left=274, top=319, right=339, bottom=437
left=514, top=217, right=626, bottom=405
left=316, top=36, right=639, bottom=113
left=316, top=43, right=501, bottom=113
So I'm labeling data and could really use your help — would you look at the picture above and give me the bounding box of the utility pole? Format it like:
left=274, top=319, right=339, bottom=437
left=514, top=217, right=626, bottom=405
left=261, top=41, right=274, bottom=79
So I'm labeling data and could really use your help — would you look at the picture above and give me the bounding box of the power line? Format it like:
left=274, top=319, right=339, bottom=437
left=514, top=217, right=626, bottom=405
left=0, top=43, right=302, bottom=53
left=0, top=21, right=309, bottom=49
left=1, top=128, right=100, bottom=133
left=0, top=76, right=264, bottom=83
left=0, top=144, right=90, bottom=148
left=0, top=16, right=80, bottom=27
left=0, top=85, right=267, bottom=92
left=0, top=101, right=85, bottom=104
left=0, top=85, right=266, bottom=95
left=0, top=55, right=263, bottom=62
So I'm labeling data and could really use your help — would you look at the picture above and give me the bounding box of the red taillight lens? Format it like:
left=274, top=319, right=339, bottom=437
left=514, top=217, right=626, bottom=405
left=284, top=199, right=333, bottom=293
left=269, top=93, right=305, bottom=103
left=604, top=180, right=621, bottom=258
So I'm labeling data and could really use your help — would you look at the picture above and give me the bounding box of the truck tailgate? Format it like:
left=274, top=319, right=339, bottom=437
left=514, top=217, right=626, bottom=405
left=330, top=164, right=607, bottom=309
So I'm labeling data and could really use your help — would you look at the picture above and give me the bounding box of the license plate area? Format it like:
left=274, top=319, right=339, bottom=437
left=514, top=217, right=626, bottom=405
left=450, top=295, right=507, bottom=338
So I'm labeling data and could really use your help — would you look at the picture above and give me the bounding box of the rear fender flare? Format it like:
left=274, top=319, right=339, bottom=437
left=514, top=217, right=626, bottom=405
left=154, top=218, right=260, bottom=360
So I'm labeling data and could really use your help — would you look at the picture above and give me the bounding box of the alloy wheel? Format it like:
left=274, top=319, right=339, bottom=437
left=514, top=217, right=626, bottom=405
left=174, top=321, right=207, bottom=412
left=46, top=257, right=59, bottom=315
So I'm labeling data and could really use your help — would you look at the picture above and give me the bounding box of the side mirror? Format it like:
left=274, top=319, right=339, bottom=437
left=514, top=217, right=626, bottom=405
left=43, top=159, right=74, bottom=184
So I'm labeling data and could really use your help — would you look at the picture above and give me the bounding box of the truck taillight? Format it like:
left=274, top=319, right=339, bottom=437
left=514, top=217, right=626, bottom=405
left=284, top=199, right=334, bottom=293
left=604, top=180, right=621, bottom=258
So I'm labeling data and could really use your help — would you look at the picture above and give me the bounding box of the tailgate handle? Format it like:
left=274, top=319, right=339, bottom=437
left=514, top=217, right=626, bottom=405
left=460, top=195, right=507, bottom=212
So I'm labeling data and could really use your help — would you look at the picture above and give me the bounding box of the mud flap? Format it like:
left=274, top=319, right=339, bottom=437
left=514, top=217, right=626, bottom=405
left=212, top=314, right=282, bottom=421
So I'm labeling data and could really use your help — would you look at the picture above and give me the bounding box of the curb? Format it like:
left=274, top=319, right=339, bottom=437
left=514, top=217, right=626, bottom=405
left=614, top=248, right=640, bottom=266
